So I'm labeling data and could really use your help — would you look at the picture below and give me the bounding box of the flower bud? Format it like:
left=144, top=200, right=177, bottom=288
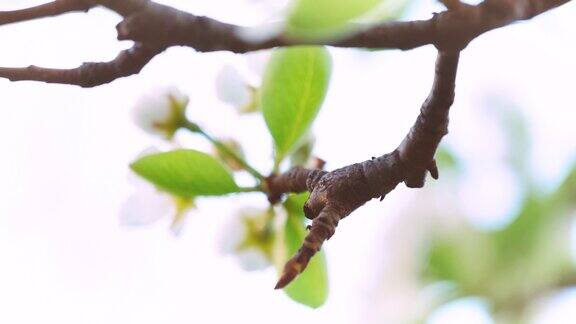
left=132, top=87, right=189, bottom=140
left=219, top=208, right=275, bottom=271
left=215, top=65, right=258, bottom=113
left=213, top=139, right=246, bottom=171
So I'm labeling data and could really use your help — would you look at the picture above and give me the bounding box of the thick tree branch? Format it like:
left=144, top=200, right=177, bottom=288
left=0, top=0, right=571, bottom=86
left=113, top=0, right=572, bottom=52
left=272, top=51, right=460, bottom=289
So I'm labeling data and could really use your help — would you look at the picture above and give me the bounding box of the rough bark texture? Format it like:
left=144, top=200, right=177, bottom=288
left=270, top=52, right=460, bottom=288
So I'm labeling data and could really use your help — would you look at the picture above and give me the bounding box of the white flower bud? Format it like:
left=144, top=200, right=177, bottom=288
left=219, top=209, right=274, bottom=271
left=215, top=65, right=257, bottom=113
left=120, top=182, right=194, bottom=235
left=120, top=185, right=174, bottom=227
left=132, top=87, right=189, bottom=140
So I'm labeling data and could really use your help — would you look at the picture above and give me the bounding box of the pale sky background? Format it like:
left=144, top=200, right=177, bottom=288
left=0, top=0, right=575, bottom=323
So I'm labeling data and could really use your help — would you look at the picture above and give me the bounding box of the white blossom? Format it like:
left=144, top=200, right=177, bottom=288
left=132, top=87, right=189, bottom=139
left=120, top=184, right=174, bottom=227
left=219, top=209, right=273, bottom=271
left=236, top=249, right=270, bottom=271
left=215, top=65, right=257, bottom=113
left=235, top=0, right=289, bottom=43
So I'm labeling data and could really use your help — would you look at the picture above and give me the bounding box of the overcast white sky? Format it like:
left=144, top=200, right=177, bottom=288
left=0, top=1, right=575, bottom=323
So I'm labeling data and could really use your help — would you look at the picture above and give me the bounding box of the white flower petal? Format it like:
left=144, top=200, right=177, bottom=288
left=162, top=87, right=188, bottom=107
left=236, top=248, right=270, bottom=271
left=218, top=209, right=272, bottom=270
left=131, top=87, right=188, bottom=139
left=132, top=95, right=171, bottom=136
left=218, top=215, right=245, bottom=255
left=215, top=65, right=252, bottom=109
left=120, top=187, right=174, bottom=227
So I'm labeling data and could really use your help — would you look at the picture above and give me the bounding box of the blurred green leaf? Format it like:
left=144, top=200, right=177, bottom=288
left=261, top=47, right=332, bottom=164
left=550, top=160, right=576, bottom=207
left=435, top=147, right=460, bottom=172
left=287, top=0, right=384, bottom=40
left=491, top=166, right=576, bottom=285
left=488, top=193, right=574, bottom=304
left=131, top=149, right=239, bottom=197
left=368, top=0, right=412, bottom=21
left=488, top=100, right=532, bottom=178
left=278, top=193, right=329, bottom=308
left=426, top=241, right=462, bottom=283
left=425, top=229, right=495, bottom=295
left=494, top=194, right=547, bottom=260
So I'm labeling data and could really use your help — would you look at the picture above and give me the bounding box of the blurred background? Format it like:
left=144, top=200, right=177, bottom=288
left=1, top=0, right=575, bottom=323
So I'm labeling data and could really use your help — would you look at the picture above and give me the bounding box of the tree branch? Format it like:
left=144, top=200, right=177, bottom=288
left=113, top=0, right=572, bottom=52
left=0, top=0, right=571, bottom=86
left=265, top=167, right=327, bottom=204
left=0, top=0, right=93, bottom=26
left=272, top=51, right=460, bottom=289
left=0, top=44, right=163, bottom=87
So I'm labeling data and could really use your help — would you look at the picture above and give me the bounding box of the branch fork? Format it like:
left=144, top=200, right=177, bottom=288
left=269, top=51, right=460, bottom=288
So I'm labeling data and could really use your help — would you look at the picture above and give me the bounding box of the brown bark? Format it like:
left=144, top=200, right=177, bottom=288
left=270, top=52, right=460, bottom=288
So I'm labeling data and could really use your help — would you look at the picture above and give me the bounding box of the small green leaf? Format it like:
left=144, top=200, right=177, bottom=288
left=277, top=193, right=329, bottom=308
left=287, top=0, right=384, bottom=40
left=261, top=46, right=332, bottom=164
left=130, top=149, right=239, bottom=197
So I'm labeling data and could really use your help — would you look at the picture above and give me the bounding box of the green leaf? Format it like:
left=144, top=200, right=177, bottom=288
left=287, top=0, right=384, bottom=40
left=278, top=193, right=329, bottom=308
left=549, top=160, right=576, bottom=207
left=261, top=46, right=332, bottom=165
left=424, top=228, right=495, bottom=295
left=370, top=0, right=412, bottom=21
left=130, top=149, right=240, bottom=197
left=435, top=147, right=460, bottom=172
